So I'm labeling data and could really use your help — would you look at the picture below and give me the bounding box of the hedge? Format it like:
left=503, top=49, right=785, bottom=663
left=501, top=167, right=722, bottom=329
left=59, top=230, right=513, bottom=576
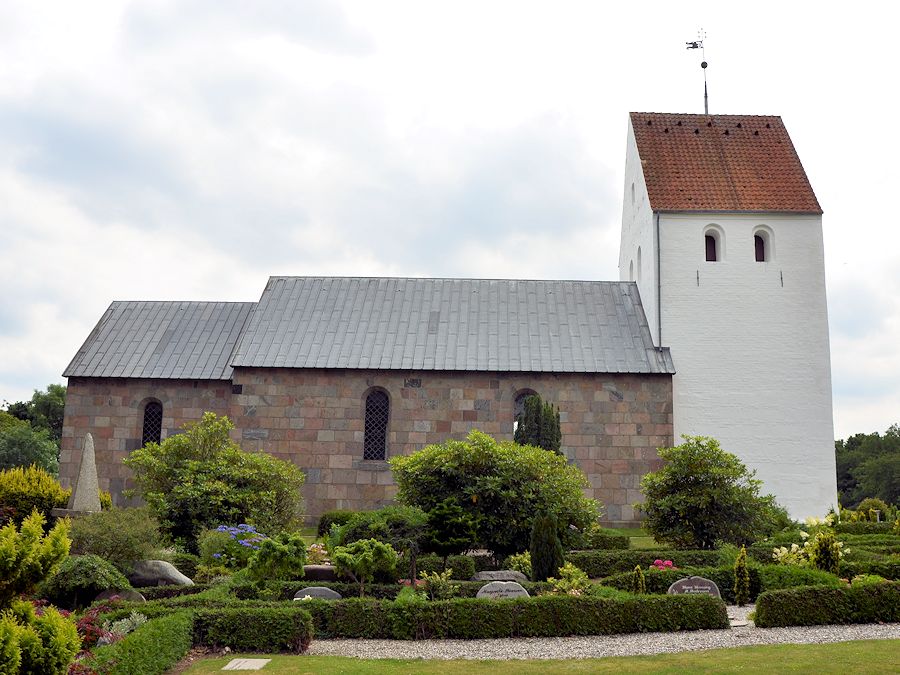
left=565, top=550, right=720, bottom=578
left=600, top=565, right=841, bottom=603
left=303, top=594, right=728, bottom=639
left=84, top=611, right=194, bottom=675
left=193, top=606, right=313, bottom=653
left=230, top=580, right=551, bottom=601
left=755, top=581, right=900, bottom=627
left=414, top=554, right=477, bottom=580
left=841, top=559, right=900, bottom=580
left=835, top=522, right=895, bottom=535
left=138, top=584, right=211, bottom=600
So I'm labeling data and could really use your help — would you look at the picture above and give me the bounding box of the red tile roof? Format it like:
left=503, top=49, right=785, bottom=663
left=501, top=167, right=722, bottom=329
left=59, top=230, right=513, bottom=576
left=630, top=112, right=822, bottom=214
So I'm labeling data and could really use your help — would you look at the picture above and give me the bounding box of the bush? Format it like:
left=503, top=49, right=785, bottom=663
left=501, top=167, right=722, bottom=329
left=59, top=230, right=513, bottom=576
left=391, top=430, right=600, bottom=556
left=123, top=412, right=305, bottom=551
left=304, top=593, right=728, bottom=639
left=198, top=524, right=268, bottom=569
left=808, top=530, right=842, bottom=574
left=419, top=569, right=460, bottom=600
left=631, top=566, right=646, bottom=593
left=0, top=425, right=59, bottom=474
left=0, top=466, right=68, bottom=526
left=0, top=615, right=20, bottom=674
left=83, top=610, right=194, bottom=675
left=40, top=554, right=131, bottom=610
left=424, top=499, right=477, bottom=567
left=170, top=552, right=200, bottom=579
left=415, top=554, right=476, bottom=581
left=638, top=435, right=785, bottom=549
left=530, top=513, right=565, bottom=582
left=505, top=552, right=532, bottom=578
left=855, top=497, right=892, bottom=519
left=332, top=539, right=399, bottom=597
left=336, top=506, right=428, bottom=580
left=246, top=532, right=308, bottom=584
left=69, top=507, right=162, bottom=574
left=138, top=584, right=210, bottom=601
left=835, top=521, right=895, bottom=535
left=755, top=581, right=900, bottom=627
left=734, top=546, right=750, bottom=606
left=514, top=394, right=561, bottom=453
left=317, top=510, right=356, bottom=538
left=564, top=549, right=720, bottom=578
left=840, top=558, right=900, bottom=580
left=194, top=606, right=313, bottom=653
left=0, top=510, right=70, bottom=607
left=574, top=525, right=630, bottom=551
left=546, top=562, right=592, bottom=596
left=6, top=599, right=80, bottom=675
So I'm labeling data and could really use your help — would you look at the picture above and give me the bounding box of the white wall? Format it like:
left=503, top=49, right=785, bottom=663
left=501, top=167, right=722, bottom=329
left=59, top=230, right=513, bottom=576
left=658, top=212, right=837, bottom=518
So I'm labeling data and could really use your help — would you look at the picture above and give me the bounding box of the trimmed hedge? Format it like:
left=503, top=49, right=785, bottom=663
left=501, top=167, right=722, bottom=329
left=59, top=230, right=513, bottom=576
left=565, top=550, right=720, bottom=578
left=194, top=606, right=313, bottom=653
left=230, top=580, right=551, bottom=601
left=138, top=584, right=211, bottom=600
left=576, top=527, right=630, bottom=551
left=755, top=581, right=900, bottom=627
left=85, top=610, right=194, bottom=675
left=304, top=594, right=728, bottom=639
left=841, top=559, right=900, bottom=580
left=415, top=554, right=477, bottom=580
left=835, top=521, right=895, bottom=535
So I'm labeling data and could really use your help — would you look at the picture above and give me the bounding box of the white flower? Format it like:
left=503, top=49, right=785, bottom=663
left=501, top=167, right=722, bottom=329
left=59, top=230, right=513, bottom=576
left=799, top=531, right=809, bottom=540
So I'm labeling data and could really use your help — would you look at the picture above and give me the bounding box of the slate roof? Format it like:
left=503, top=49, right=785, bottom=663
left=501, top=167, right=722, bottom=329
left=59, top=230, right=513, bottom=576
left=230, top=277, right=674, bottom=374
left=64, top=301, right=254, bottom=380
left=631, top=112, right=822, bottom=214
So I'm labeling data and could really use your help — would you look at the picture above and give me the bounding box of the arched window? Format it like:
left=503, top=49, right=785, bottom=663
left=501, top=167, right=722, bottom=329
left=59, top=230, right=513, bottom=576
left=363, top=389, right=389, bottom=460
left=141, top=401, right=163, bottom=446
left=754, top=235, right=766, bottom=262
left=704, top=226, right=723, bottom=262
left=753, top=227, right=772, bottom=262
left=636, top=246, right=642, bottom=282
left=629, top=260, right=634, bottom=281
left=513, top=390, right=536, bottom=434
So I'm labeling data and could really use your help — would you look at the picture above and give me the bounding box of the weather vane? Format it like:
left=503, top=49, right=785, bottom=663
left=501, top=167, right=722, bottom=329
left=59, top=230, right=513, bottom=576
left=685, top=29, right=708, bottom=115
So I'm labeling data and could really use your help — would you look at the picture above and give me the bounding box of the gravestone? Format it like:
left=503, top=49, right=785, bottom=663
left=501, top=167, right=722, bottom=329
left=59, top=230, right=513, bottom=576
left=51, top=433, right=101, bottom=518
left=471, top=570, right=529, bottom=583
left=94, top=589, right=147, bottom=603
left=475, top=581, right=530, bottom=599
left=303, top=564, right=339, bottom=581
left=293, top=586, right=342, bottom=600
left=666, top=575, right=721, bottom=598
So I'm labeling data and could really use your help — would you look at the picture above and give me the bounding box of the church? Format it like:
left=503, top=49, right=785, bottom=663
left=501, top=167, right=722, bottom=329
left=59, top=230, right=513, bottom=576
left=59, top=112, right=838, bottom=525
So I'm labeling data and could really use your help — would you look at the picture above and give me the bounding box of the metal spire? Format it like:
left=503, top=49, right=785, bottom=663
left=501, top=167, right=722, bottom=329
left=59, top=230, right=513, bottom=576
left=686, top=29, right=708, bottom=114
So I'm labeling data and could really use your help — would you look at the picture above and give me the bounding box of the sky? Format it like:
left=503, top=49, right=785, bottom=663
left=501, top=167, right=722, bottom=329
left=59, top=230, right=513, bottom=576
left=1, top=1, right=897, bottom=441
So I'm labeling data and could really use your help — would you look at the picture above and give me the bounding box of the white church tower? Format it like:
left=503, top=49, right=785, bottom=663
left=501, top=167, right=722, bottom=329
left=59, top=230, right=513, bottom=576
left=620, top=112, right=837, bottom=518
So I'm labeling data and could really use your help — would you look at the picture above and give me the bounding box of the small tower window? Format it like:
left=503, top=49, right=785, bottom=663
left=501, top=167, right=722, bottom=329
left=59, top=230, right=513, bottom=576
left=141, top=401, right=163, bottom=446
left=754, top=235, right=766, bottom=262
left=705, top=235, right=718, bottom=261
left=630, top=182, right=635, bottom=205
left=363, top=389, right=389, bottom=460
left=636, top=246, right=642, bottom=282
left=629, top=260, right=634, bottom=281
left=753, top=228, right=773, bottom=262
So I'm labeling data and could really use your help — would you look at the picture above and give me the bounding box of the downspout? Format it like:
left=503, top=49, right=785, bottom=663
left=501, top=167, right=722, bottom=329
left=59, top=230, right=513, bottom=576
left=655, top=211, right=662, bottom=348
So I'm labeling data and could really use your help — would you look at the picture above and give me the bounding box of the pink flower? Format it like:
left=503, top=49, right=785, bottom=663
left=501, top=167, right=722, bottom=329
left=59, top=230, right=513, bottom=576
left=654, top=559, right=663, bottom=566
left=664, top=560, right=673, bottom=567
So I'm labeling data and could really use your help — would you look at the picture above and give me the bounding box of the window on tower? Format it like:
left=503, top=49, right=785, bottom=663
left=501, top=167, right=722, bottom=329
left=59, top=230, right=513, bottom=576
left=704, top=226, right=723, bottom=262
left=753, top=228, right=772, bottom=262
left=705, top=235, right=717, bottom=262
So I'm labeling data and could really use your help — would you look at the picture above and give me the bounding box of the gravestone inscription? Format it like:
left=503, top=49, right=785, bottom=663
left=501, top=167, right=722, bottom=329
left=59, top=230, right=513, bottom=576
left=475, top=581, right=530, bottom=599
left=666, top=576, right=721, bottom=598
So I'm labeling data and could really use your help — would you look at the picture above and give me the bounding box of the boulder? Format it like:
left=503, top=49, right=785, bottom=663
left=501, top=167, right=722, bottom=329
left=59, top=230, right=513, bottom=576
left=471, top=570, right=529, bottom=583
left=128, top=560, right=194, bottom=587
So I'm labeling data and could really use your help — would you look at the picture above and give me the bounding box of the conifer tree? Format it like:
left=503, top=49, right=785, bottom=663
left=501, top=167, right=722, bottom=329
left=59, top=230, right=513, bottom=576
left=515, top=395, right=562, bottom=454
left=529, top=512, right=565, bottom=582
left=631, top=564, right=646, bottom=594
left=733, top=546, right=750, bottom=606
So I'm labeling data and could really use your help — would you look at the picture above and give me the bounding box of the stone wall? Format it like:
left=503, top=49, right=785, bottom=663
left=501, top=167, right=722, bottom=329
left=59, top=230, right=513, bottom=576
left=59, top=377, right=231, bottom=502
left=60, top=369, right=673, bottom=526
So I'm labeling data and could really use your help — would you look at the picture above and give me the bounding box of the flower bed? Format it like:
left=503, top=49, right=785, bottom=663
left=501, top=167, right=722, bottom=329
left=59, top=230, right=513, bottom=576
left=564, top=550, right=720, bottom=578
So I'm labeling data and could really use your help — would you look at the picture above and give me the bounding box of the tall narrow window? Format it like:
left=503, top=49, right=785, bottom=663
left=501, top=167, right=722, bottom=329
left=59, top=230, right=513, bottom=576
left=754, top=234, right=767, bottom=262
left=705, top=235, right=718, bottom=262
left=141, top=401, right=163, bottom=446
left=363, top=389, right=389, bottom=460
left=636, top=246, right=642, bottom=282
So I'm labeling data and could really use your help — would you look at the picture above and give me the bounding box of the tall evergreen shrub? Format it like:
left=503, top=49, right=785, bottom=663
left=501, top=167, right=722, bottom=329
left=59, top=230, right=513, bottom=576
left=530, top=513, right=565, bottom=582
left=514, top=395, right=562, bottom=454
left=734, top=546, right=750, bottom=606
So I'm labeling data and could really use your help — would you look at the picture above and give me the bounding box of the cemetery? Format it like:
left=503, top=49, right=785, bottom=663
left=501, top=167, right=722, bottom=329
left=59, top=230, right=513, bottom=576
left=0, top=414, right=898, bottom=673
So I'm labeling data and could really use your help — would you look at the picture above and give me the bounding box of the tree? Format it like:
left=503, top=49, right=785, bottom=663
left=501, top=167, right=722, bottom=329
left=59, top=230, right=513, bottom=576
left=0, top=424, right=59, bottom=474
left=390, top=430, right=601, bottom=556
left=529, top=512, right=565, bottom=582
left=334, top=506, right=428, bottom=582
left=637, top=435, right=784, bottom=549
left=733, top=546, right=750, bottom=606
left=835, top=424, right=900, bottom=507
left=331, top=539, right=399, bottom=597
left=3, top=384, right=66, bottom=444
left=514, top=394, right=561, bottom=454
left=424, top=499, right=477, bottom=571
left=123, top=412, right=305, bottom=550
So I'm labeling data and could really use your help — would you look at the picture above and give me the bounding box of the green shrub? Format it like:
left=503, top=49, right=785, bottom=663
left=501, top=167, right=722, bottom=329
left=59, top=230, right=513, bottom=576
left=851, top=574, right=888, bottom=587
left=575, top=525, right=630, bottom=551
left=0, top=466, right=68, bottom=526
left=0, top=510, right=70, bottom=607
left=505, top=551, right=532, bottom=578
left=808, top=531, right=842, bottom=574
left=304, top=593, right=728, bottom=639
left=835, top=521, right=895, bottom=535
left=332, top=539, right=400, bottom=597
left=632, top=565, right=646, bottom=594
left=546, top=562, right=591, bottom=596
left=0, top=615, right=20, bottom=674
left=420, top=569, right=460, bottom=600
left=424, top=499, right=477, bottom=567
left=317, top=510, right=356, bottom=538
left=229, top=579, right=551, bottom=601
left=840, top=558, right=900, bottom=580
left=170, top=552, right=200, bottom=579
left=390, top=430, right=600, bottom=557
left=337, top=506, right=428, bottom=580
left=638, top=435, right=785, bottom=549
left=246, top=532, right=307, bottom=584
left=84, top=610, right=194, bottom=675
left=415, top=554, right=475, bottom=581
left=734, top=546, right=750, bottom=606
left=530, top=513, right=565, bottom=582
left=855, top=497, right=892, bottom=520
left=123, top=412, right=305, bottom=551
left=0, top=425, right=59, bottom=474
left=7, top=599, right=80, bottom=675
left=755, top=581, right=900, bottom=627
left=138, top=584, right=209, bottom=601
left=69, top=507, right=161, bottom=573
left=198, top=524, right=267, bottom=569
left=564, top=549, right=720, bottom=578
left=40, top=554, right=131, bottom=610
left=514, top=394, right=561, bottom=453
left=194, top=606, right=313, bottom=653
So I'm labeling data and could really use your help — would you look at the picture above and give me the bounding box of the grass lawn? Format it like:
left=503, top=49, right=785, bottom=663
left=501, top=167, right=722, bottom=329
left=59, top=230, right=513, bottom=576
left=182, top=640, right=900, bottom=674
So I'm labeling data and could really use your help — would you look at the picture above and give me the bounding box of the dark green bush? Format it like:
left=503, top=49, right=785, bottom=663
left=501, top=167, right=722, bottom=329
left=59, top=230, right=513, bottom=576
left=530, top=513, right=565, bottom=582
left=170, top=552, right=201, bottom=579
left=755, top=581, right=900, bottom=627
left=40, top=554, right=131, bottom=610
left=841, top=558, right=900, bottom=580
left=415, top=554, right=476, bottom=580
left=565, top=549, right=720, bottom=578
left=317, top=510, right=357, bottom=538
left=69, top=507, right=162, bottom=573
left=835, top=521, right=895, bottom=535
left=84, top=610, right=194, bottom=675
left=337, top=506, right=428, bottom=580
left=574, top=527, right=630, bottom=551
left=304, top=594, right=728, bottom=639
left=194, top=606, right=313, bottom=653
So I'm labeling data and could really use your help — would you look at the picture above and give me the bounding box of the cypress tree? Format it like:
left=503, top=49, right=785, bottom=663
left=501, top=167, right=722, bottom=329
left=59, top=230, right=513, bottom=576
left=530, top=512, right=565, bottom=582
left=631, top=565, right=646, bottom=594
left=733, top=546, right=750, bottom=606
left=515, top=395, right=562, bottom=454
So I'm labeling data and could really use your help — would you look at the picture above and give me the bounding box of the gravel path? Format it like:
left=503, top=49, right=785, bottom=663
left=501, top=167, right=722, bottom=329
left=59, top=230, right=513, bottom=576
left=306, top=606, right=900, bottom=660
